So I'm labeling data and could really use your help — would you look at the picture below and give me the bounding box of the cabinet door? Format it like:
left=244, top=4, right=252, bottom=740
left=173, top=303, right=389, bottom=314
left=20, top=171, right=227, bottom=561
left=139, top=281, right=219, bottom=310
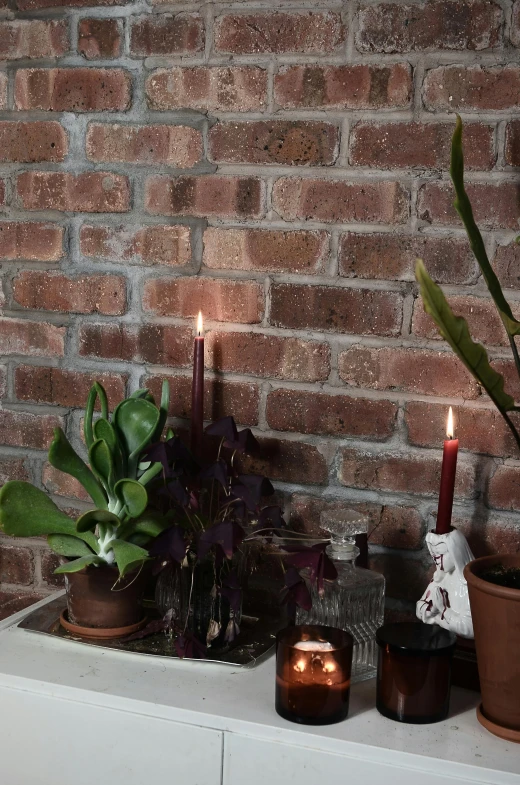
left=223, top=733, right=511, bottom=785
left=0, top=686, right=223, bottom=785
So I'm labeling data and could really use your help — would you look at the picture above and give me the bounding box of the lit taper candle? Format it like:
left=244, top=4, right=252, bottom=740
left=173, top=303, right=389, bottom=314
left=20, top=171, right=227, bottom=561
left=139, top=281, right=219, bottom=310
left=436, top=407, right=459, bottom=534
left=190, top=311, right=204, bottom=457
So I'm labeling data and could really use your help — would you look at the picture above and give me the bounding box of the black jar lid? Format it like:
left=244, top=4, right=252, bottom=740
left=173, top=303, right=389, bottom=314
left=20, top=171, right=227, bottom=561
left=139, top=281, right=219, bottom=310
left=376, top=622, right=457, bottom=657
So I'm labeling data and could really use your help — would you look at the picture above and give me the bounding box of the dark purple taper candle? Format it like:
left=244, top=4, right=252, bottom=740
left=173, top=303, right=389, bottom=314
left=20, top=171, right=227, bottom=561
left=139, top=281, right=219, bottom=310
left=191, top=311, right=204, bottom=456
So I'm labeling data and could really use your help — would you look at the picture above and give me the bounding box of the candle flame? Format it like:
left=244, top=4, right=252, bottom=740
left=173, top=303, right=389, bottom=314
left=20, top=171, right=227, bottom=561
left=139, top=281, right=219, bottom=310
left=197, top=311, right=203, bottom=336
left=323, top=661, right=336, bottom=674
left=294, top=659, right=306, bottom=673
left=447, top=406, right=454, bottom=439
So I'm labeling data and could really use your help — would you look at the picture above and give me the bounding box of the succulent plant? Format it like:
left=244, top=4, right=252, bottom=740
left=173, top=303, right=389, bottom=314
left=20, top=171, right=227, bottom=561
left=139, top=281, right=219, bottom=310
left=0, top=381, right=171, bottom=577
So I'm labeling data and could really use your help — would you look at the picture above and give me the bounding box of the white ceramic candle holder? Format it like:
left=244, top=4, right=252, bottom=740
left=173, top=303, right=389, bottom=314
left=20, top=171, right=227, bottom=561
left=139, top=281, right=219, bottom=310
left=416, top=529, right=474, bottom=639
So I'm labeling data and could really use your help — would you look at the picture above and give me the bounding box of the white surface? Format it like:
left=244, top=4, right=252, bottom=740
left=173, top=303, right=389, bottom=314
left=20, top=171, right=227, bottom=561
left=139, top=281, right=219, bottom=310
left=0, top=594, right=518, bottom=785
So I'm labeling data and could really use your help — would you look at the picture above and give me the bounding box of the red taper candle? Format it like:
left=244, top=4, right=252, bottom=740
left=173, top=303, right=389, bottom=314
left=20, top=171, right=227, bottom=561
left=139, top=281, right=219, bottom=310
left=436, top=407, right=459, bottom=534
left=190, top=311, right=204, bottom=456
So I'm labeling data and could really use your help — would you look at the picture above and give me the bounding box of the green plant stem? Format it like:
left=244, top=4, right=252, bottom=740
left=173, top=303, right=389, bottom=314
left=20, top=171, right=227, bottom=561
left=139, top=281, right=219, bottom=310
left=508, top=334, right=520, bottom=383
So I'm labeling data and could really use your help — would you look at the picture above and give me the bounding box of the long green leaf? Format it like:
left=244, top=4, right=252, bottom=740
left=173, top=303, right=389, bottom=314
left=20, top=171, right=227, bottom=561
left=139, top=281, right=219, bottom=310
left=114, top=479, right=148, bottom=519
left=416, top=260, right=515, bottom=413
left=89, top=438, right=115, bottom=495
left=76, top=508, right=120, bottom=533
left=451, top=115, right=520, bottom=338
left=54, top=554, right=103, bottom=574
left=48, top=534, right=95, bottom=558
left=0, top=482, right=97, bottom=552
left=110, top=539, right=149, bottom=577
left=138, top=461, right=163, bottom=486
left=84, top=382, right=109, bottom=449
left=114, top=397, right=160, bottom=478
left=48, top=428, right=107, bottom=509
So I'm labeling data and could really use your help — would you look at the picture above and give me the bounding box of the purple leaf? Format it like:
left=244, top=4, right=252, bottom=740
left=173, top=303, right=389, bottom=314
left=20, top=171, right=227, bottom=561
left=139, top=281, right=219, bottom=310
left=253, top=505, right=285, bottom=535
left=220, top=570, right=242, bottom=613
left=123, top=617, right=170, bottom=641
left=205, top=416, right=238, bottom=443
left=283, top=543, right=338, bottom=596
left=280, top=567, right=312, bottom=612
left=237, top=428, right=260, bottom=455
left=200, top=459, right=229, bottom=490
left=231, top=474, right=274, bottom=511
left=174, top=632, right=207, bottom=660
left=149, top=525, right=187, bottom=563
left=198, top=520, right=245, bottom=560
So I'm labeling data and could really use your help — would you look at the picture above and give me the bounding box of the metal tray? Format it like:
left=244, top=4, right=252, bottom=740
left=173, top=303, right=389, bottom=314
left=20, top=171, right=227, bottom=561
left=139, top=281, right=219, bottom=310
left=18, top=596, right=282, bottom=668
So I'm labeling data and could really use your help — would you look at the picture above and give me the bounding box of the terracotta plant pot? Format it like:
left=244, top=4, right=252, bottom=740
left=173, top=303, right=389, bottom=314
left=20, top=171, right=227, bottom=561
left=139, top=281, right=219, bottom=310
left=464, top=554, right=520, bottom=743
left=64, top=565, right=147, bottom=632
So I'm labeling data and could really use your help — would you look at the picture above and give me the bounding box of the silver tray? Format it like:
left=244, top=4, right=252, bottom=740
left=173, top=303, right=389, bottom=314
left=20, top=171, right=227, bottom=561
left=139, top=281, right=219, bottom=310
left=18, top=596, right=282, bottom=668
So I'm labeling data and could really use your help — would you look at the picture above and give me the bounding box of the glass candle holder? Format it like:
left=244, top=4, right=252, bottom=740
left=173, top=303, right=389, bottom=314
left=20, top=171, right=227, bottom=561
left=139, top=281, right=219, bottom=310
left=276, top=625, right=353, bottom=725
left=376, top=622, right=457, bottom=724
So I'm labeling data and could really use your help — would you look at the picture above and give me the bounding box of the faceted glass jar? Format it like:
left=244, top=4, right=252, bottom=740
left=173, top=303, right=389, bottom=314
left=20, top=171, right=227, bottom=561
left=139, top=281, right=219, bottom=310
left=295, top=509, right=385, bottom=683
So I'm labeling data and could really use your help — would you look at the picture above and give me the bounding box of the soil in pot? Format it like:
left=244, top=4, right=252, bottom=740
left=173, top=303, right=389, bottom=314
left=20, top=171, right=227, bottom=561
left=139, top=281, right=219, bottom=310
left=65, top=565, right=147, bottom=630
left=479, top=565, right=520, bottom=590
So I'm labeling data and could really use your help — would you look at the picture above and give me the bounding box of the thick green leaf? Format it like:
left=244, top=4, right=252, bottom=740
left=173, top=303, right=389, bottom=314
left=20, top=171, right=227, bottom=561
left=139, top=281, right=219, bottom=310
left=138, top=461, right=163, bottom=486
left=1, top=482, right=80, bottom=537
left=114, top=479, right=148, bottom=519
left=48, top=428, right=107, bottom=509
left=89, top=438, right=115, bottom=494
left=76, top=508, right=120, bottom=533
left=118, top=513, right=170, bottom=541
left=416, top=260, right=515, bottom=413
left=113, top=398, right=160, bottom=459
left=84, top=382, right=109, bottom=449
left=93, top=418, right=124, bottom=479
left=48, top=534, right=95, bottom=558
left=110, top=539, right=149, bottom=577
left=130, top=388, right=155, bottom=402
left=54, top=554, right=102, bottom=574
left=151, top=379, right=170, bottom=443
left=451, top=116, right=520, bottom=338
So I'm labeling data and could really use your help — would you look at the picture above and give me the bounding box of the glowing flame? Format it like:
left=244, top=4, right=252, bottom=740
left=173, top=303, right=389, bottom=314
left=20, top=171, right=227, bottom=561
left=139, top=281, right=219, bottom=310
left=447, top=406, right=454, bottom=439
left=294, top=659, right=306, bottom=673
left=323, top=661, right=336, bottom=674
left=197, top=311, right=203, bottom=335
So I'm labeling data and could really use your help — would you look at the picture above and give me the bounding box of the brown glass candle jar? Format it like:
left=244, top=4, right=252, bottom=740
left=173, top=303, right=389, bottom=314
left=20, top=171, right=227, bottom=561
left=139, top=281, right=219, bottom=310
left=276, top=625, right=353, bottom=725
left=376, top=622, right=457, bottom=724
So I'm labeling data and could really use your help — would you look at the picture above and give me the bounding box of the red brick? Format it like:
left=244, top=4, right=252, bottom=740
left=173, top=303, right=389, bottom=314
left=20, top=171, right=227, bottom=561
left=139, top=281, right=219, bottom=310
left=17, top=171, right=130, bottom=213
left=42, top=463, right=90, bottom=501
left=86, top=124, right=202, bottom=168
left=205, top=332, right=330, bottom=383
left=0, top=543, right=34, bottom=585
left=13, top=271, right=126, bottom=315
left=0, top=410, right=63, bottom=449
left=0, top=73, right=6, bottom=109
left=371, top=552, right=429, bottom=601
left=15, top=366, right=126, bottom=408
left=209, top=121, right=338, bottom=166
left=413, top=294, right=509, bottom=347
left=0, top=459, right=29, bottom=486
left=78, top=18, right=121, bottom=59
left=275, top=63, right=412, bottom=110
left=145, top=176, right=264, bottom=219
left=424, top=66, right=520, bottom=112
left=506, top=120, right=520, bottom=167
left=350, top=122, right=494, bottom=170
left=0, top=591, right=48, bottom=620
left=239, top=438, right=328, bottom=486
left=203, top=228, right=328, bottom=275
left=79, top=323, right=193, bottom=367
left=143, top=277, right=263, bottom=324
left=215, top=12, right=346, bottom=55
left=0, top=20, right=68, bottom=59
left=513, top=1, right=520, bottom=47
left=488, top=465, right=520, bottom=511
left=80, top=224, right=191, bottom=267
left=494, top=241, right=520, bottom=289
left=339, top=232, right=477, bottom=285
left=14, top=68, right=131, bottom=112
left=454, top=516, right=520, bottom=558
left=0, top=122, right=67, bottom=163
left=266, top=389, right=397, bottom=438
left=0, top=222, right=63, bottom=261
left=18, top=0, right=129, bottom=8
left=130, top=13, right=204, bottom=56
left=339, top=346, right=479, bottom=398
left=40, top=550, right=64, bottom=588
left=418, top=182, right=520, bottom=230
left=145, top=374, right=259, bottom=426
left=405, top=401, right=519, bottom=458
left=491, top=358, right=520, bottom=403
left=340, top=447, right=476, bottom=498
left=146, top=66, right=267, bottom=112
left=270, top=284, right=403, bottom=337
left=356, top=1, right=502, bottom=53
left=0, top=317, right=64, bottom=357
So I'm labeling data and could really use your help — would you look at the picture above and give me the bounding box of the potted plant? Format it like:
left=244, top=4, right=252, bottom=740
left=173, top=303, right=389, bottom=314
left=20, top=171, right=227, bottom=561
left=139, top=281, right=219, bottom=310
left=139, top=416, right=337, bottom=658
left=0, top=380, right=171, bottom=638
left=416, top=116, right=520, bottom=742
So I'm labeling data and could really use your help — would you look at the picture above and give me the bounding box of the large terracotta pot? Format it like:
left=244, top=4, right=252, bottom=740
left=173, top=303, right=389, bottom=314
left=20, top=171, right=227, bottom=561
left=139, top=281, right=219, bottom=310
left=464, top=554, right=520, bottom=742
left=64, top=565, right=146, bottom=631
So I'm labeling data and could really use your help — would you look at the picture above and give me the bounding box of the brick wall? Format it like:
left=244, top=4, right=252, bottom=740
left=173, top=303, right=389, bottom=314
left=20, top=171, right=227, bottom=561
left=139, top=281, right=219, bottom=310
left=0, top=0, right=519, bottom=620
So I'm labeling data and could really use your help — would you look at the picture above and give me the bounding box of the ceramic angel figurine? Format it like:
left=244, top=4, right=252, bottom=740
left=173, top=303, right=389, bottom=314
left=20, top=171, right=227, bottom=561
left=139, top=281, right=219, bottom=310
left=416, top=529, right=474, bottom=639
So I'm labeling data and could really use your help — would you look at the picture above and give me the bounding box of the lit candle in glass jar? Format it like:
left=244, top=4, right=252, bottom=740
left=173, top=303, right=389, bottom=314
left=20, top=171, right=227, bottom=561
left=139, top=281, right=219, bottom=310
left=276, top=625, right=353, bottom=725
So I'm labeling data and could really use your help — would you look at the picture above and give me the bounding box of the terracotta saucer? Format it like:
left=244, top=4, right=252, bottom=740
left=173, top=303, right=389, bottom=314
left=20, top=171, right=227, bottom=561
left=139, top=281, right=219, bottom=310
left=59, top=610, right=148, bottom=640
left=477, top=704, right=520, bottom=744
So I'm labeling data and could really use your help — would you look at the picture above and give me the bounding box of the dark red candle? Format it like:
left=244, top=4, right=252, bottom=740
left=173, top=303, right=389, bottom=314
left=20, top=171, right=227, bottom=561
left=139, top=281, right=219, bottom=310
left=190, top=311, right=204, bottom=457
left=436, top=407, right=459, bottom=535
